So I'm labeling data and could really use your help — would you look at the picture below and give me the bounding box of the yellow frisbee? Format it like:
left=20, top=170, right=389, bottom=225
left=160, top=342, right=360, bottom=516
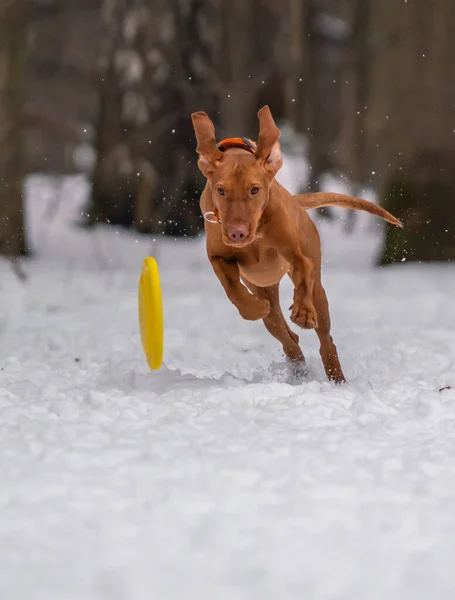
left=138, top=257, right=163, bottom=370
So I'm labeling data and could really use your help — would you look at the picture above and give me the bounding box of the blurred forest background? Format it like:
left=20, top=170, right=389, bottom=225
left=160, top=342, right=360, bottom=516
left=1, top=0, right=455, bottom=266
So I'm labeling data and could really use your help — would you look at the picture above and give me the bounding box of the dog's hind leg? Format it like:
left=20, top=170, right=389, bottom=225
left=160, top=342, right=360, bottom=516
left=243, top=280, right=305, bottom=366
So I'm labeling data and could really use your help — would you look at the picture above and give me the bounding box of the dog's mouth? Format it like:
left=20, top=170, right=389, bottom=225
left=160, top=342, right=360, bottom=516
left=224, top=238, right=253, bottom=248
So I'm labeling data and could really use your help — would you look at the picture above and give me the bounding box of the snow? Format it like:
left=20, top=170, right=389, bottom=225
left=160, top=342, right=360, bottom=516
left=1, top=169, right=455, bottom=600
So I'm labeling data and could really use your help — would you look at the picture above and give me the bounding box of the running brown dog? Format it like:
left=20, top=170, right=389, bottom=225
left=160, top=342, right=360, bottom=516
left=191, top=106, right=402, bottom=383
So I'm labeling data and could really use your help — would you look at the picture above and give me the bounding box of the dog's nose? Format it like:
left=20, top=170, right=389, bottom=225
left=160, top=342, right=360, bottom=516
left=228, top=224, right=248, bottom=243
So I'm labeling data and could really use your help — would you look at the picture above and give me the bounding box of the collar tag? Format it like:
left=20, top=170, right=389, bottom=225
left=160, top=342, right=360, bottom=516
left=204, top=211, right=221, bottom=224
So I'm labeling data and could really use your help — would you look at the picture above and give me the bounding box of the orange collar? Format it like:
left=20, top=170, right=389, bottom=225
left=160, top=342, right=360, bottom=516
left=216, top=137, right=257, bottom=154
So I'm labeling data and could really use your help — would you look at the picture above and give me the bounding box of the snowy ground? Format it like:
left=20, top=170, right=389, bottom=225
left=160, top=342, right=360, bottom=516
left=1, top=172, right=455, bottom=600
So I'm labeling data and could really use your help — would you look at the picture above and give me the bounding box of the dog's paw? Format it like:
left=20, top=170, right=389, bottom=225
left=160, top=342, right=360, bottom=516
left=239, top=297, right=270, bottom=321
left=289, top=302, right=318, bottom=329
left=286, top=356, right=308, bottom=383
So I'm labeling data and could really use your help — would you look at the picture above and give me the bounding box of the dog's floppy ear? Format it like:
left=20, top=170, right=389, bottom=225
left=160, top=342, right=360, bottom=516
left=191, top=111, right=223, bottom=177
left=255, top=105, right=283, bottom=175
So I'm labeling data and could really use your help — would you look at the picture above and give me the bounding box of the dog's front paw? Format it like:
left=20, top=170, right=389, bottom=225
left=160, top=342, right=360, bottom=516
left=289, top=301, right=318, bottom=329
left=239, top=297, right=270, bottom=321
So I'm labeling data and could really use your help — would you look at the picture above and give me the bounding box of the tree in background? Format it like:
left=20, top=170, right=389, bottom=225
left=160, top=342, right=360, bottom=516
left=89, top=0, right=221, bottom=237
left=335, top=0, right=370, bottom=233
left=304, top=1, right=350, bottom=197
left=284, top=0, right=352, bottom=220
left=216, top=0, right=283, bottom=137
left=366, top=0, right=455, bottom=264
left=88, top=0, right=285, bottom=238
left=0, top=0, right=27, bottom=256
left=3, top=0, right=455, bottom=263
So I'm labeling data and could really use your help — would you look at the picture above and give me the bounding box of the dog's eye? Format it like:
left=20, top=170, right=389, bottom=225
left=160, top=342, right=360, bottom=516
left=216, top=187, right=226, bottom=196
left=250, top=186, right=260, bottom=196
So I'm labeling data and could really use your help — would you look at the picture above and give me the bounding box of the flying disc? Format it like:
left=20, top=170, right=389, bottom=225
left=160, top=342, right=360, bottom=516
left=138, top=257, right=163, bottom=370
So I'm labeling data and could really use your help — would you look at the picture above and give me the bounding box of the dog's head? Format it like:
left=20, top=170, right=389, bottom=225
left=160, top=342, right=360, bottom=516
left=191, top=106, right=282, bottom=248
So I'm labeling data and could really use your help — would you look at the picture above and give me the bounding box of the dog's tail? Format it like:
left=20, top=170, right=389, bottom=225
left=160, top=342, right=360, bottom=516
left=295, top=192, right=403, bottom=228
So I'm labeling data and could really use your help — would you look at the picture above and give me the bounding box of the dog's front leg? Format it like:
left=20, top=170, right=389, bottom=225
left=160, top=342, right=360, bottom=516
left=209, top=256, right=270, bottom=321
left=276, top=246, right=318, bottom=330
left=267, top=222, right=318, bottom=329
left=287, top=252, right=318, bottom=329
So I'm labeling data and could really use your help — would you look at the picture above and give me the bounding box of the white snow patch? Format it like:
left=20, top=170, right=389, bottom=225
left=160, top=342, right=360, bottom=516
left=0, top=166, right=454, bottom=599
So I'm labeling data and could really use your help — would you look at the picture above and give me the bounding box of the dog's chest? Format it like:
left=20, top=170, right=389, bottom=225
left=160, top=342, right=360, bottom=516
left=237, top=246, right=289, bottom=287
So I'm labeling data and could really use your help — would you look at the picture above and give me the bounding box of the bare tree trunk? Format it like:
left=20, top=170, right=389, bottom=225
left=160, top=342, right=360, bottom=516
left=375, top=0, right=455, bottom=264
left=336, top=0, right=371, bottom=233
left=88, top=0, right=128, bottom=226
left=88, top=0, right=220, bottom=237
left=216, top=0, right=279, bottom=139
left=286, top=0, right=309, bottom=133
left=304, top=1, right=350, bottom=222
left=217, top=0, right=251, bottom=136
left=0, top=0, right=27, bottom=256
